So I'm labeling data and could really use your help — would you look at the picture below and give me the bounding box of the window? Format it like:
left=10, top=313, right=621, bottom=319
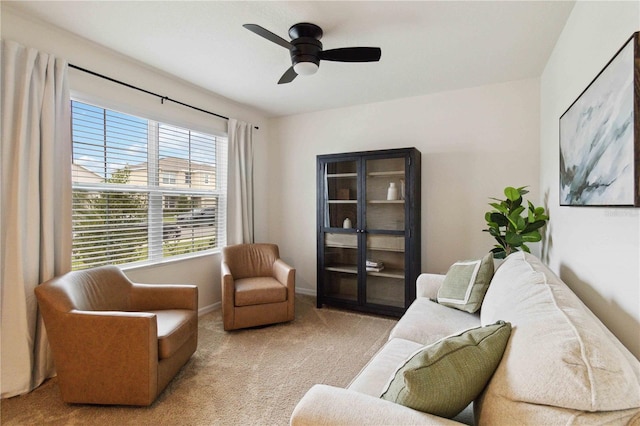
left=162, top=171, right=177, bottom=185
left=164, top=196, right=178, bottom=209
left=71, top=101, right=227, bottom=270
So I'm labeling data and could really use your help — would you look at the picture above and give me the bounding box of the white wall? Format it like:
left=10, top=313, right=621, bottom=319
left=268, top=78, right=541, bottom=294
left=540, top=1, right=640, bottom=357
left=1, top=6, right=271, bottom=311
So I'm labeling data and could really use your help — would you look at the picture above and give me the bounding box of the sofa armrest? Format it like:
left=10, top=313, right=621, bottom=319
left=130, top=283, right=198, bottom=311
left=416, top=273, right=446, bottom=299
left=290, top=385, right=463, bottom=426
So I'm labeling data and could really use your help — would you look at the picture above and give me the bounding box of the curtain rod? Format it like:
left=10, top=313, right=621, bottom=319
left=69, top=64, right=258, bottom=130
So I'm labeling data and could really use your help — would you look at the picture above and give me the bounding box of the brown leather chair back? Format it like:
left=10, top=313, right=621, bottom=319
left=222, top=243, right=279, bottom=279
left=35, top=265, right=132, bottom=313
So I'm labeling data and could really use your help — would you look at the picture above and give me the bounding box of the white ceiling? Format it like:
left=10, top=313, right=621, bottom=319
left=7, top=1, right=575, bottom=117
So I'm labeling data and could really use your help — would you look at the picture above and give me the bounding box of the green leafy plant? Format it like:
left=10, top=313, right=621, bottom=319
left=483, top=186, right=549, bottom=259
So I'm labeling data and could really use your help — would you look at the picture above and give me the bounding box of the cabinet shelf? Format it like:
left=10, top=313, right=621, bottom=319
left=367, top=171, right=404, bottom=177
left=325, top=265, right=405, bottom=280
left=325, top=242, right=357, bottom=249
left=325, top=233, right=404, bottom=252
left=325, top=243, right=405, bottom=253
left=327, top=199, right=405, bottom=204
left=327, top=173, right=357, bottom=178
left=325, top=265, right=357, bottom=274
left=368, top=200, right=404, bottom=204
left=366, top=268, right=404, bottom=279
left=328, top=200, right=357, bottom=204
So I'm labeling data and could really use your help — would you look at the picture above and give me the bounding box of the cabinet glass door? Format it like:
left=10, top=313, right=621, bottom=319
left=365, top=157, right=405, bottom=231
left=323, top=160, right=358, bottom=229
left=321, top=159, right=359, bottom=304
left=365, top=157, right=406, bottom=308
left=323, top=232, right=358, bottom=302
left=365, top=234, right=405, bottom=307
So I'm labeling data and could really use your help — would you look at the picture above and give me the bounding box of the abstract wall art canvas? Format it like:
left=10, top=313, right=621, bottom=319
left=560, top=31, right=639, bottom=207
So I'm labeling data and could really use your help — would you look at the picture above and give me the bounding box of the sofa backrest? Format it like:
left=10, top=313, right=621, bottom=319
left=477, top=252, right=640, bottom=421
left=35, top=266, right=133, bottom=312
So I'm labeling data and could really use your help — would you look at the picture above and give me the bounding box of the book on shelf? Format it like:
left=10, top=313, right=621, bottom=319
left=366, top=266, right=385, bottom=272
left=366, top=259, right=384, bottom=268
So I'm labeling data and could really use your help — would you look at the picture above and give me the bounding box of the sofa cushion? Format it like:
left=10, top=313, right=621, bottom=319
left=152, top=309, right=197, bottom=359
left=388, top=297, right=480, bottom=345
left=292, top=384, right=463, bottom=426
left=349, top=338, right=424, bottom=397
left=480, top=252, right=640, bottom=412
left=380, top=321, right=511, bottom=418
left=437, top=252, right=494, bottom=313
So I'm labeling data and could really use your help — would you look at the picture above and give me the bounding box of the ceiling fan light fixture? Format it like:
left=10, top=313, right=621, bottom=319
left=243, top=22, right=381, bottom=84
left=293, top=61, right=319, bottom=76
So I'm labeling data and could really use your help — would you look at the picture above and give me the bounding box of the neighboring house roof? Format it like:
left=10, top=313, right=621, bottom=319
left=128, top=157, right=215, bottom=173
left=72, top=163, right=103, bottom=183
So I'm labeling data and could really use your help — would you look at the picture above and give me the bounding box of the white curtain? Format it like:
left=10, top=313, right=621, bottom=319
left=1, top=40, right=72, bottom=398
left=226, top=118, right=254, bottom=245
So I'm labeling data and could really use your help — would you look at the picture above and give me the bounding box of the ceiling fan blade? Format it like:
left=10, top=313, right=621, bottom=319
left=278, top=67, right=298, bottom=84
left=243, top=24, right=293, bottom=50
left=320, top=47, right=381, bottom=62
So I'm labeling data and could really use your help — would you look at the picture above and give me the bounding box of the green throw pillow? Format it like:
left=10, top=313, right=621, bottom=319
left=437, top=252, right=494, bottom=313
left=380, top=321, right=511, bottom=418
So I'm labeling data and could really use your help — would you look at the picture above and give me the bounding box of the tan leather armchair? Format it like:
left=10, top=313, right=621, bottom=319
left=34, top=266, right=198, bottom=406
left=221, top=243, right=295, bottom=331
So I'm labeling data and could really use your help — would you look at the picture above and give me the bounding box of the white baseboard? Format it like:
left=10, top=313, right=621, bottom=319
left=295, top=287, right=317, bottom=297
left=198, top=302, right=220, bottom=316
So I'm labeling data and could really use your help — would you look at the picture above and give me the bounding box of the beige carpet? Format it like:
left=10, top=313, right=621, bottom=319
left=1, top=295, right=397, bottom=425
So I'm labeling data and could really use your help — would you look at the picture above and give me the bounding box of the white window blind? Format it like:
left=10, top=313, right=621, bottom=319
left=71, top=100, right=227, bottom=270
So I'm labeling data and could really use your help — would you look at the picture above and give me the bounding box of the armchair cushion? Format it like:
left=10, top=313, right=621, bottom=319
left=153, top=310, right=198, bottom=359
left=235, top=277, right=287, bottom=306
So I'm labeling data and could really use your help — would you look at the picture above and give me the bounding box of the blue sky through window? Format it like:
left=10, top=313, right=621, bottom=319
left=72, top=101, right=216, bottom=180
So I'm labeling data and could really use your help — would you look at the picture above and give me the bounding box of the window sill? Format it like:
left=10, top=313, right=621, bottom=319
left=120, top=248, right=221, bottom=273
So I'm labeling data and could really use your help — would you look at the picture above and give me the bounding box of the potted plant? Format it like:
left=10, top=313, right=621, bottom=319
left=483, top=186, right=549, bottom=259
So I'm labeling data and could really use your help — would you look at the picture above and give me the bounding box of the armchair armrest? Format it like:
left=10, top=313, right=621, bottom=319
left=130, top=283, right=198, bottom=311
left=221, top=261, right=236, bottom=329
left=416, top=273, right=446, bottom=299
left=273, top=258, right=295, bottom=289
left=221, top=261, right=235, bottom=295
left=221, top=261, right=233, bottom=279
left=290, top=385, right=462, bottom=426
left=51, top=310, right=159, bottom=405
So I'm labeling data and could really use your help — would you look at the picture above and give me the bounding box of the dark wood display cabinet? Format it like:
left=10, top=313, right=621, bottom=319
left=316, top=147, right=421, bottom=317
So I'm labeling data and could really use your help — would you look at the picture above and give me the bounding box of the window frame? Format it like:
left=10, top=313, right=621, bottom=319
left=70, top=99, right=228, bottom=270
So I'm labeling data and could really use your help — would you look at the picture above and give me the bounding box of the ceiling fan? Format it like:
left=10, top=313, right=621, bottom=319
left=243, top=22, right=382, bottom=84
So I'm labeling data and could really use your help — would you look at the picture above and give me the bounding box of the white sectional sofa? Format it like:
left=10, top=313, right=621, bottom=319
left=291, top=252, right=640, bottom=425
